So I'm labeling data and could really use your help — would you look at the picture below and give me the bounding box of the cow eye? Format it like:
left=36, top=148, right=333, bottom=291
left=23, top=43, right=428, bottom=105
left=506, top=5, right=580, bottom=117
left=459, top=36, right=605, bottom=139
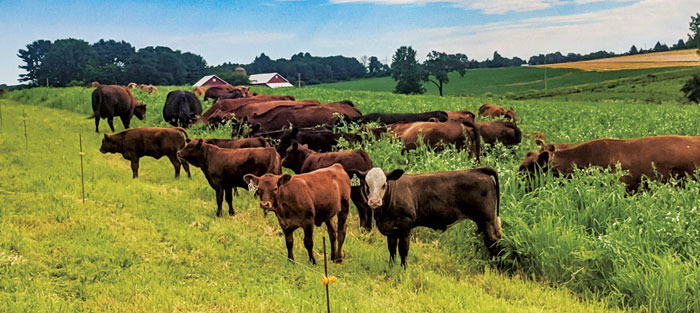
left=382, top=183, right=386, bottom=190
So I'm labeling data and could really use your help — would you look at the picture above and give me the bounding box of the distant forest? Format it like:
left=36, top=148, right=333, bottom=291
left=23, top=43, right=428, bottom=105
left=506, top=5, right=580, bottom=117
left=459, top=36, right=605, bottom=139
left=15, top=34, right=699, bottom=87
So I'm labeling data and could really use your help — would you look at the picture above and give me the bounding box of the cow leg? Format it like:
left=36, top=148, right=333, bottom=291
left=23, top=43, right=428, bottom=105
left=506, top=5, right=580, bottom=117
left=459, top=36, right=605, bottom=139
left=324, top=220, right=338, bottom=262
left=215, top=187, right=224, bottom=217
left=398, top=234, right=411, bottom=268
left=478, top=220, right=502, bottom=257
left=387, top=236, right=398, bottom=265
left=225, top=188, right=235, bottom=216
left=284, top=229, right=295, bottom=261
left=351, top=187, right=371, bottom=231
left=182, top=161, right=191, bottom=178
left=335, top=198, right=350, bottom=263
left=107, top=117, right=116, bottom=132
left=130, top=158, right=139, bottom=178
left=168, top=155, right=182, bottom=178
left=120, top=115, right=130, bottom=129
left=94, top=116, right=100, bottom=133
left=303, top=225, right=316, bottom=265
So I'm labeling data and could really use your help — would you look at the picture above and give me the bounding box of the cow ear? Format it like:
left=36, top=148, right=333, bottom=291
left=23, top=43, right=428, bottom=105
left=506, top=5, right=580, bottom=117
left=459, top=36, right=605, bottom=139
left=386, top=169, right=404, bottom=181
left=103, top=134, right=108, bottom=139
left=243, top=174, right=259, bottom=185
left=185, top=138, right=191, bottom=143
left=546, top=144, right=556, bottom=152
left=347, top=169, right=367, bottom=180
left=251, top=123, right=261, bottom=134
left=278, top=174, right=292, bottom=187
left=535, top=139, right=546, bottom=147
left=537, top=151, right=551, bottom=167
left=196, top=139, right=203, bottom=148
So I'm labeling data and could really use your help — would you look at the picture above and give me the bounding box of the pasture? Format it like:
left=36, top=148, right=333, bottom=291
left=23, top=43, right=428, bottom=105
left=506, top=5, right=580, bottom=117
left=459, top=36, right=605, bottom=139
left=538, top=49, right=700, bottom=71
left=2, top=85, right=700, bottom=312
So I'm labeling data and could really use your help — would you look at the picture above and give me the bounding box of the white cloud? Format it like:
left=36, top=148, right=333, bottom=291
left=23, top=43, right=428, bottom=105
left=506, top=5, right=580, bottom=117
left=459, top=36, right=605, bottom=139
left=330, top=0, right=640, bottom=14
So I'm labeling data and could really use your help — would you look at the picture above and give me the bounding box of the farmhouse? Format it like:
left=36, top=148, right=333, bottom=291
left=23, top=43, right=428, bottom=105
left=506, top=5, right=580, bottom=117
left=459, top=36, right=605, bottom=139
left=192, top=75, right=229, bottom=87
left=249, top=73, right=294, bottom=88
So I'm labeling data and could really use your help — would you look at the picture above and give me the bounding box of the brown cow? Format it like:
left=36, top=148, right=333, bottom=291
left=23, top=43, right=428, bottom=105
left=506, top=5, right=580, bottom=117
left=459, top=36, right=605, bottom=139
left=388, top=120, right=481, bottom=160
left=90, top=85, right=146, bottom=132
left=197, top=137, right=270, bottom=149
left=193, top=86, right=207, bottom=96
left=447, top=110, right=476, bottom=123
left=177, top=139, right=281, bottom=216
left=282, top=143, right=374, bottom=231
left=138, top=84, right=158, bottom=94
left=197, top=95, right=296, bottom=124
left=99, top=127, right=190, bottom=178
left=247, top=102, right=362, bottom=133
left=243, top=163, right=351, bottom=263
left=475, top=121, right=522, bottom=146
left=348, top=167, right=501, bottom=267
left=126, top=82, right=138, bottom=89
left=519, top=136, right=700, bottom=190
left=479, top=104, right=517, bottom=122
left=86, top=81, right=100, bottom=88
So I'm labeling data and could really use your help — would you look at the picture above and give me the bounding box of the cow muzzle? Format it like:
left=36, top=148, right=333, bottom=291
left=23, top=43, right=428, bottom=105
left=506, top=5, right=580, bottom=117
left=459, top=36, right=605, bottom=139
left=260, top=201, right=273, bottom=211
left=368, top=198, right=382, bottom=209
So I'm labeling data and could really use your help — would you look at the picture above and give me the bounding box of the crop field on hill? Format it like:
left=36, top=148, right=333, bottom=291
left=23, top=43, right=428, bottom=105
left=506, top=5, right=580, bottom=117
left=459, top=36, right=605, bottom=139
left=539, top=49, right=700, bottom=71
left=2, top=86, right=700, bottom=312
left=313, top=65, right=692, bottom=100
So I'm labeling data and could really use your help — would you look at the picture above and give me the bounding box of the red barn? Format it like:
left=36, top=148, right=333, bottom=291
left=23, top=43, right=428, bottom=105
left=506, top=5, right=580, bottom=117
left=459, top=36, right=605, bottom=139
left=192, top=75, right=229, bottom=87
left=249, top=73, right=294, bottom=88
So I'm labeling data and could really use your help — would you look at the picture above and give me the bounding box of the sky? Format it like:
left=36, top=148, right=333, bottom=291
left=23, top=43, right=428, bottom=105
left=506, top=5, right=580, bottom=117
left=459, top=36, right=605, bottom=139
left=0, top=0, right=697, bottom=85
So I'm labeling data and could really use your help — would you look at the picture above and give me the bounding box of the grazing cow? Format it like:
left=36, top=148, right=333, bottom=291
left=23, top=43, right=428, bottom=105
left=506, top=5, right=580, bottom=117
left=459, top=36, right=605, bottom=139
left=243, top=164, right=351, bottom=263
left=99, top=127, right=190, bottom=178
left=177, top=139, right=281, bottom=216
left=447, top=110, right=476, bottom=123
left=479, top=104, right=517, bottom=122
left=138, top=84, right=158, bottom=94
left=126, top=82, right=138, bottom=89
left=193, top=86, right=207, bottom=96
left=203, top=85, right=251, bottom=102
left=283, top=143, right=375, bottom=231
left=266, top=126, right=362, bottom=157
left=348, top=167, right=502, bottom=267
left=163, top=90, right=203, bottom=128
left=90, top=85, right=147, bottom=132
left=519, top=136, right=700, bottom=191
left=86, top=81, right=100, bottom=88
left=197, top=137, right=270, bottom=149
left=475, top=121, right=522, bottom=146
left=388, top=120, right=481, bottom=160
left=196, top=95, right=296, bottom=125
left=346, top=111, right=448, bottom=125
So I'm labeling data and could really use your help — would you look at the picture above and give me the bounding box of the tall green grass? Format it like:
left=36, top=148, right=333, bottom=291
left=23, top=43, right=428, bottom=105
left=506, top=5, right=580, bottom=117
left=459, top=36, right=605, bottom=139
left=5, top=85, right=700, bottom=312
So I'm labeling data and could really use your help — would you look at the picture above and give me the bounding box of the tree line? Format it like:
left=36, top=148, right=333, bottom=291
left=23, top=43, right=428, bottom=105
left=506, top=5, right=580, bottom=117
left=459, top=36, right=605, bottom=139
left=18, top=39, right=207, bottom=87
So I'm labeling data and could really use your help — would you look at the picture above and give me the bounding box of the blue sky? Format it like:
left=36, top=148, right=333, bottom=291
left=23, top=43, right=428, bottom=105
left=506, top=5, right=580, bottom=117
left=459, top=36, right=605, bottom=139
left=0, top=0, right=696, bottom=85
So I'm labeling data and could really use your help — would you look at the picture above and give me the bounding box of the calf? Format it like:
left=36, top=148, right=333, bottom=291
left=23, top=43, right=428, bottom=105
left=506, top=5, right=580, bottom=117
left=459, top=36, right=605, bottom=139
left=283, top=143, right=374, bottom=231
left=479, top=104, right=517, bottom=122
left=177, top=139, right=281, bottom=216
left=519, top=135, right=700, bottom=191
left=99, top=127, right=190, bottom=178
left=244, top=164, right=351, bottom=264
left=349, top=167, right=502, bottom=267
left=475, top=121, right=522, bottom=146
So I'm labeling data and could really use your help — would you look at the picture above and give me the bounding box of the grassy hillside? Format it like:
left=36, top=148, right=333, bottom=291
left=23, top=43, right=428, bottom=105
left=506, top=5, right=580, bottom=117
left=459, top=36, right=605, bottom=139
left=314, top=66, right=694, bottom=101
left=4, top=86, right=700, bottom=312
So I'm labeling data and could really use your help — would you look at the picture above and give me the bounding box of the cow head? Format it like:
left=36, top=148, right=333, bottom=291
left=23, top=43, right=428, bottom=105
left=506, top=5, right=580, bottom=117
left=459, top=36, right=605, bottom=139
left=177, top=138, right=207, bottom=168
left=133, top=103, right=147, bottom=120
left=518, top=150, right=551, bottom=175
left=243, top=173, right=292, bottom=215
left=282, top=142, right=312, bottom=174
left=447, top=110, right=475, bottom=123
left=99, top=134, right=121, bottom=154
left=505, top=108, right=517, bottom=122
left=276, top=127, right=299, bottom=156
left=349, top=167, right=404, bottom=209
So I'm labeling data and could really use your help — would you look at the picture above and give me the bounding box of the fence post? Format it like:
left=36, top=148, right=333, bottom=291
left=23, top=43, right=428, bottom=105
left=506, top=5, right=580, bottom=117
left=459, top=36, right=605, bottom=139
left=22, top=110, right=28, bottom=150
left=323, top=238, right=331, bottom=313
left=79, top=134, right=86, bottom=203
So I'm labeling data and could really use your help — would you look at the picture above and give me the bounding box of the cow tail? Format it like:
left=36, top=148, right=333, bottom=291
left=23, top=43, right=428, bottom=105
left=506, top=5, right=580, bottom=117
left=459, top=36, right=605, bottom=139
left=88, top=89, right=100, bottom=119
left=510, top=122, right=522, bottom=144
left=175, top=127, right=189, bottom=140
left=462, top=119, right=481, bottom=163
left=476, top=166, right=500, bottom=219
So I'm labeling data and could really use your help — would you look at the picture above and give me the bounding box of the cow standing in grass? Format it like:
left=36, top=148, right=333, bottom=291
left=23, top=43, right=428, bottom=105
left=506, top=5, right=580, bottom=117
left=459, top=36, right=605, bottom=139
left=90, top=85, right=146, bottom=132
left=99, top=127, right=190, bottom=179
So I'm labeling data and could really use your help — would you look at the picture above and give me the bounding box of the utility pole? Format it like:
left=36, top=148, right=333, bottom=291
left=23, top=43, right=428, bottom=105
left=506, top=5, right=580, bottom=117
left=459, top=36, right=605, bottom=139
left=544, top=55, right=548, bottom=93
left=298, top=73, right=301, bottom=88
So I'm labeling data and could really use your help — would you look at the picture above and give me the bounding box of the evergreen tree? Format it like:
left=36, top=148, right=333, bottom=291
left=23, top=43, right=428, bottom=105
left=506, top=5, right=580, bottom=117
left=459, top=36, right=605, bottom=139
left=390, top=46, right=426, bottom=95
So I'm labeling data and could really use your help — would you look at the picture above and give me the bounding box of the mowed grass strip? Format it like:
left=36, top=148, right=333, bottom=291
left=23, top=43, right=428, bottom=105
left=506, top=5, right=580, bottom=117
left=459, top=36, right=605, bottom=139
left=0, top=101, right=618, bottom=312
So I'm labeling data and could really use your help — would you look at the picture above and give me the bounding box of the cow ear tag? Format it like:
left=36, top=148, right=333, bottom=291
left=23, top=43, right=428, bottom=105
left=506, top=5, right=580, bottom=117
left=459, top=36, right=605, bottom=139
left=351, top=174, right=361, bottom=187
left=248, top=181, right=258, bottom=192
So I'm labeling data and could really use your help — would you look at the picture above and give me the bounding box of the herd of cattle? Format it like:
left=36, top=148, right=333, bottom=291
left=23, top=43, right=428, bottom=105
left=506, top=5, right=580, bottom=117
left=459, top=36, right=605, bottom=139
left=89, top=83, right=700, bottom=267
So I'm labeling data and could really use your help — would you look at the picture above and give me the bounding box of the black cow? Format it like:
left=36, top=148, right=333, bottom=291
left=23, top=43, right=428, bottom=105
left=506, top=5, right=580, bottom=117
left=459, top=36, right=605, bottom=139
left=349, top=167, right=502, bottom=267
left=163, top=90, right=203, bottom=128
left=90, top=85, right=147, bottom=132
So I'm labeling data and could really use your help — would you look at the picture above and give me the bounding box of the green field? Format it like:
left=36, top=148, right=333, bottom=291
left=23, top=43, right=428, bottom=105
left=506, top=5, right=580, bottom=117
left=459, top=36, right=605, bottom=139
left=2, top=86, right=700, bottom=312
left=314, top=66, right=698, bottom=104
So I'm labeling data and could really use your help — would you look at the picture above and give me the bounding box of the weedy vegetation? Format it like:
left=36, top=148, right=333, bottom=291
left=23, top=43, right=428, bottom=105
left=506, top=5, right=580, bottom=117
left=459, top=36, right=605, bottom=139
left=2, top=83, right=700, bottom=312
